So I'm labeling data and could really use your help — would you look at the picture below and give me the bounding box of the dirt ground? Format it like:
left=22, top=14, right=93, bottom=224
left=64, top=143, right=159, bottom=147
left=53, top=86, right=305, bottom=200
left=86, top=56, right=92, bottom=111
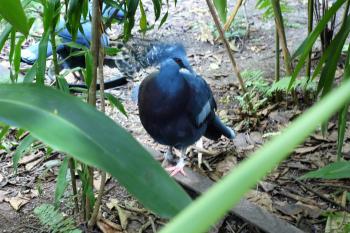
left=1, top=0, right=350, bottom=232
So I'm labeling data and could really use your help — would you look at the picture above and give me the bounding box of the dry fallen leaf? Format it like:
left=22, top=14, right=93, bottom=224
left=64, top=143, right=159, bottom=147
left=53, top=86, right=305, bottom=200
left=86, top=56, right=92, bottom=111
left=25, top=157, right=44, bottom=171
left=106, top=198, right=119, bottom=210
left=215, top=155, right=237, bottom=176
left=246, top=190, right=274, bottom=212
left=19, top=153, right=41, bottom=165
left=0, top=190, right=8, bottom=202
left=5, top=194, right=30, bottom=211
left=294, top=145, right=320, bottom=154
left=97, top=219, right=123, bottom=233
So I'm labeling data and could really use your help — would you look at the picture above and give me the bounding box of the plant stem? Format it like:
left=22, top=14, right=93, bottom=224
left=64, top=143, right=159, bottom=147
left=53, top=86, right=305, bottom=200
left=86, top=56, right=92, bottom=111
left=223, top=0, right=243, bottom=32
left=69, top=158, right=79, bottom=215
left=306, top=0, right=314, bottom=78
left=50, top=32, right=60, bottom=79
left=271, top=0, right=292, bottom=75
left=275, top=26, right=281, bottom=101
left=86, top=0, right=102, bottom=225
left=88, top=46, right=107, bottom=230
left=205, top=0, right=253, bottom=112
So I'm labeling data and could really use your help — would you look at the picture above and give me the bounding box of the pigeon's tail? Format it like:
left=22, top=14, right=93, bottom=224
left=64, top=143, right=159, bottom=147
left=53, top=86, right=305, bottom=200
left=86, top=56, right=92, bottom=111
left=204, top=115, right=235, bottom=141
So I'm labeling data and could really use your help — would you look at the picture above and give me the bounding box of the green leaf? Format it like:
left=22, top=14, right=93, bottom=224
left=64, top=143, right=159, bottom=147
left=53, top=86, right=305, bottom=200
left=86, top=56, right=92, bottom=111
left=55, top=157, right=69, bottom=208
left=105, top=93, right=128, bottom=117
left=301, top=161, right=350, bottom=179
left=0, top=124, right=9, bottom=141
left=36, top=31, right=50, bottom=85
left=159, top=11, right=168, bottom=29
left=139, top=0, right=147, bottom=33
left=0, top=0, right=29, bottom=35
left=160, top=78, right=350, bottom=233
left=213, top=0, right=227, bottom=23
left=290, top=0, right=346, bottom=89
left=124, top=0, right=139, bottom=40
left=152, top=0, right=161, bottom=21
left=104, top=47, right=120, bottom=56
left=0, top=24, right=13, bottom=52
left=337, top=41, right=350, bottom=160
left=317, top=16, right=350, bottom=96
left=57, top=76, right=70, bottom=94
left=23, top=63, right=37, bottom=83
left=0, top=84, right=191, bottom=217
left=13, top=36, right=26, bottom=82
left=84, top=51, right=93, bottom=88
left=13, top=135, right=36, bottom=173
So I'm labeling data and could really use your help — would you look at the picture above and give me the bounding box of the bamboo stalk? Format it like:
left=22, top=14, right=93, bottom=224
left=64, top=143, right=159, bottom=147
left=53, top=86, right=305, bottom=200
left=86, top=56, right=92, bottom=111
left=270, top=0, right=292, bottom=75
left=223, top=0, right=244, bottom=32
left=306, top=0, right=314, bottom=78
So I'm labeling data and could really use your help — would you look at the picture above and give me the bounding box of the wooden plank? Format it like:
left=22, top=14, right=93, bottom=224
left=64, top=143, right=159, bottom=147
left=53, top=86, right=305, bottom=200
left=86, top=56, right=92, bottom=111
left=174, top=168, right=304, bottom=233
left=144, top=146, right=304, bottom=233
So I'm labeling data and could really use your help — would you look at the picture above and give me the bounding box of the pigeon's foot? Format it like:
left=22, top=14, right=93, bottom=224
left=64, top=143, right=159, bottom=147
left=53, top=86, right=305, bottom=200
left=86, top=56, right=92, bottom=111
left=165, top=157, right=187, bottom=176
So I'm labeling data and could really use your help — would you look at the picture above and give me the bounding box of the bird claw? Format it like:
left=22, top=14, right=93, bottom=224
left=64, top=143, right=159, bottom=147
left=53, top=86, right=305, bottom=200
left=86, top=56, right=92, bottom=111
left=166, top=165, right=186, bottom=176
left=165, top=158, right=187, bottom=176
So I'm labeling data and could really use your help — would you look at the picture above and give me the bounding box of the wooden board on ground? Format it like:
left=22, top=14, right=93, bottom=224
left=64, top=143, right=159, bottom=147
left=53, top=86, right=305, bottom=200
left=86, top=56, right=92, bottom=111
left=145, top=146, right=305, bottom=233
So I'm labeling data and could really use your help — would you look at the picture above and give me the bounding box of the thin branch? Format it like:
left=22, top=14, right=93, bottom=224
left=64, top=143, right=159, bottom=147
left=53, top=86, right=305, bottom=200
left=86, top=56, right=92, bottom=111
left=223, top=0, right=244, bottom=32
left=205, top=0, right=253, bottom=112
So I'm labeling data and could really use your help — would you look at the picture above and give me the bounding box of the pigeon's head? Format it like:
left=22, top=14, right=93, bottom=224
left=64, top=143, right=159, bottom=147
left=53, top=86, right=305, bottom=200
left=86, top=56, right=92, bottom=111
left=146, top=43, right=193, bottom=72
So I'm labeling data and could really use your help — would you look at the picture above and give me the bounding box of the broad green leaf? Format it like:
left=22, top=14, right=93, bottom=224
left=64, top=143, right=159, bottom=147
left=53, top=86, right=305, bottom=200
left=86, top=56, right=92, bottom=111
left=55, top=157, right=69, bottom=208
left=0, top=84, right=191, bottom=217
left=301, top=161, right=350, bottom=179
left=0, top=0, right=29, bottom=35
left=213, top=0, right=227, bottom=23
left=289, top=0, right=346, bottom=89
left=105, top=93, right=128, bottom=117
left=13, top=135, right=36, bottom=173
left=160, top=78, right=350, bottom=233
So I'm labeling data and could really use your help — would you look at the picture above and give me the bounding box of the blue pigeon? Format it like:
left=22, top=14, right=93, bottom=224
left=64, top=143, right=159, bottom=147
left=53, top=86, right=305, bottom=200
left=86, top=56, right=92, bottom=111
left=138, top=44, right=235, bottom=176
left=21, top=3, right=124, bottom=68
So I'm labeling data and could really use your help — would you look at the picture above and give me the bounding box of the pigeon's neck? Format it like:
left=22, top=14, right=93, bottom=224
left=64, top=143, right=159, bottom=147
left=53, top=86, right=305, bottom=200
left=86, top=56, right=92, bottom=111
left=155, top=68, right=185, bottom=96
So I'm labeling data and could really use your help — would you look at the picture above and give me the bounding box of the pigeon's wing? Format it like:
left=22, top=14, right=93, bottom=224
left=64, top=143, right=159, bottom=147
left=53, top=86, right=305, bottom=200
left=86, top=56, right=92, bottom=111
left=181, top=69, right=216, bottom=128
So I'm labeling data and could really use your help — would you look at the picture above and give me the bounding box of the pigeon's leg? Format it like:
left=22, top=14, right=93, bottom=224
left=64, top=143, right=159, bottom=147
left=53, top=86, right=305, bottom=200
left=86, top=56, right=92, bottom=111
left=196, top=138, right=203, bottom=167
left=162, top=146, right=174, bottom=166
left=166, top=148, right=187, bottom=176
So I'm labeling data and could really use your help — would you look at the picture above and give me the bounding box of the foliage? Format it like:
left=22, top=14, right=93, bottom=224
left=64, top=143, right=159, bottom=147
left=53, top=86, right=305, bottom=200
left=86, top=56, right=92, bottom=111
left=267, top=76, right=317, bottom=96
left=0, top=84, right=191, bottom=218
left=210, top=14, right=247, bottom=40
left=34, top=204, right=82, bottom=233
left=301, top=161, right=350, bottom=179
left=235, top=70, right=269, bottom=113
left=256, top=0, right=292, bottom=20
